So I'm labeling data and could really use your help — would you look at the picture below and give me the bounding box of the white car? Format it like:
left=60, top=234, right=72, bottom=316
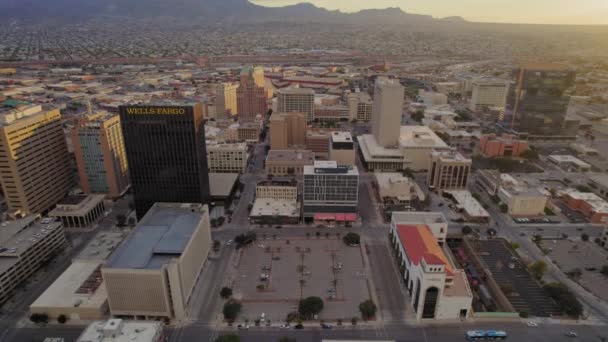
left=279, top=323, right=291, bottom=329
left=526, top=321, right=539, bottom=327
left=226, top=239, right=233, bottom=245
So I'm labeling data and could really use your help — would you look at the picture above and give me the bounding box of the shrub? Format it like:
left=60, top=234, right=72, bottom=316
left=223, top=300, right=242, bottom=322
left=601, top=265, right=608, bottom=277
left=298, top=296, right=324, bottom=319
left=543, top=282, right=583, bottom=318
left=343, top=232, right=360, bottom=246
left=215, top=334, right=240, bottom=342
left=519, top=311, right=529, bottom=318
left=351, top=317, right=358, bottom=325
left=220, top=287, right=233, bottom=299
left=286, top=311, right=299, bottom=323
left=529, top=260, right=547, bottom=280
left=461, top=226, right=473, bottom=235
left=581, top=233, right=589, bottom=242
left=30, top=313, right=49, bottom=324
left=57, top=314, right=68, bottom=324
left=499, top=203, right=508, bottom=213
left=359, top=300, right=377, bottom=320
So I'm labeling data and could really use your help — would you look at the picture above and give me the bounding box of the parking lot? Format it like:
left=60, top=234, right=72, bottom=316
left=547, top=239, right=608, bottom=302
left=233, top=237, right=371, bottom=323
left=475, top=239, right=560, bottom=317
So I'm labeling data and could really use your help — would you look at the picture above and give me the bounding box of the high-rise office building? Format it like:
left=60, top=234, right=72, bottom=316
left=504, top=63, right=577, bottom=140
left=427, top=151, right=471, bottom=191
left=469, top=79, right=509, bottom=111
left=372, top=77, right=404, bottom=147
left=119, top=103, right=210, bottom=218
left=277, top=88, right=315, bottom=122
left=215, top=82, right=239, bottom=119
left=71, top=112, right=130, bottom=198
left=0, top=105, right=73, bottom=214
left=269, top=112, right=307, bottom=150
left=237, top=67, right=267, bottom=122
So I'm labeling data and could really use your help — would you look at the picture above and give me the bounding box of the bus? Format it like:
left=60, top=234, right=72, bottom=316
left=466, top=330, right=508, bottom=340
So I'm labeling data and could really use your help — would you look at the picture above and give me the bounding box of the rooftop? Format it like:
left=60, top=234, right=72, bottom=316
left=266, top=150, right=315, bottom=163
left=391, top=211, right=447, bottom=226
left=399, top=126, right=449, bottom=149
left=106, top=203, right=207, bottom=270
left=520, top=62, right=570, bottom=71
left=330, top=131, right=353, bottom=143
left=209, top=173, right=239, bottom=198
left=395, top=224, right=454, bottom=276
left=431, top=150, right=472, bottom=163
left=76, top=231, right=127, bottom=262
left=548, top=155, right=591, bottom=168
left=304, top=161, right=359, bottom=175
left=0, top=104, right=48, bottom=125
left=50, top=194, right=105, bottom=217
left=444, top=190, right=489, bottom=219
left=564, top=190, right=608, bottom=214
left=250, top=198, right=300, bottom=217
left=77, top=319, right=162, bottom=342
left=277, top=88, right=315, bottom=95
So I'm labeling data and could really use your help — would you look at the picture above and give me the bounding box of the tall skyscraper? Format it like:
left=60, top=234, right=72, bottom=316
left=215, top=82, right=239, bottom=119
left=277, top=88, right=315, bottom=122
left=71, top=112, right=130, bottom=198
left=119, top=103, right=210, bottom=218
left=504, top=63, right=577, bottom=139
left=237, top=67, right=267, bottom=122
left=0, top=105, right=73, bottom=214
left=372, top=77, right=404, bottom=147
left=269, top=112, right=307, bottom=150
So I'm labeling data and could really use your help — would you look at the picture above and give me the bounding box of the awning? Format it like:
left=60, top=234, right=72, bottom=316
left=314, top=213, right=357, bottom=222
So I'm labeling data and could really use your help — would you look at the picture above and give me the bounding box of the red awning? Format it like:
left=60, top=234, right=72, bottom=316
left=344, top=213, right=357, bottom=222
left=314, top=213, right=335, bottom=220
left=335, top=214, right=346, bottom=222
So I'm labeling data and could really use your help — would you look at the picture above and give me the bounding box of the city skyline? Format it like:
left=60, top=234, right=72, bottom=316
left=252, top=0, right=608, bottom=25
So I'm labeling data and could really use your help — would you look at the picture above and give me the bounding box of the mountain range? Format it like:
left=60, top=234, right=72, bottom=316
left=0, top=0, right=463, bottom=25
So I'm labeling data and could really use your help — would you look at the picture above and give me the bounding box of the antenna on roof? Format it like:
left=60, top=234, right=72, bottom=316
left=86, top=98, right=93, bottom=116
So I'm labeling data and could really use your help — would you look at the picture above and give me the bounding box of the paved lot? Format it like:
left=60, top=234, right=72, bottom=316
left=547, top=239, right=608, bottom=302
left=475, top=239, right=560, bottom=317
left=233, top=238, right=370, bottom=323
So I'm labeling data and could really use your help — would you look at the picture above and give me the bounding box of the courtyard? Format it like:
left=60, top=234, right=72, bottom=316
left=232, top=237, right=373, bottom=323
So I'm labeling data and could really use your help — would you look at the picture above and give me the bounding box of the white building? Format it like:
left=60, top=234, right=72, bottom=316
left=469, top=79, right=509, bottom=111
left=548, top=155, right=592, bottom=172
left=389, top=212, right=472, bottom=320
left=374, top=172, right=425, bottom=204
left=498, top=185, right=548, bottom=217
left=372, top=77, right=404, bottom=147
left=77, top=319, right=164, bottom=342
left=206, top=142, right=248, bottom=173
left=418, top=90, right=448, bottom=106
left=277, top=88, right=315, bottom=122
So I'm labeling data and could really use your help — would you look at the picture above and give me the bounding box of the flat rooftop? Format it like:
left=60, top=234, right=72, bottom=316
left=304, top=161, right=358, bottom=176
left=277, top=87, right=315, bottom=95
left=399, top=126, right=449, bottom=149
left=209, top=172, right=239, bottom=198
left=548, top=155, right=591, bottom=168
left=391, top=211, right=447, bottom=225
left=444, top=190, right=489, bottom=219
left=106, top=203, right=207, bottom=270
left=30, top=260, right=107, bottom=311
left=50, top=194, right=105, bottom=216
left=431, top=150, right=471, bottom=163
left=0, top=104, right=49, bottom=125
left=76, top=231, right=128, bottom=262
left=250, top=198, right=300, bottom=217
left=266, top=150, right=315, bottom=163
left=330, top=131, right=353, bottom=143
left=77, top=319, right=162, bottom=342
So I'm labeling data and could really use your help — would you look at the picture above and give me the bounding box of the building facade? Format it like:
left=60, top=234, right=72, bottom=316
left=469, top=79, right=509, bottom=111
left=478, top=134, right=529, bottom=157
left=265, top=150, right=315, bottom=176
left=372, top=77, right=404, bottom=147
left=498, top=186, right=548, bottom=217
left=215, top=82, right=239, bottom=119
left=269, top=112, right=307, bottom=150
left=503, top=63, right=578, bottom=140
left=306, top=130, right=330, bottom=160
left=0, top=216, right=67, bottom=305
left=71, top=112, right=130, bottom=198
left=0, top=105, right=73, bottom=214
left=119, top=104, right=210, bottom=218
left=102, top=203, right=211, bottom=321
left=562, top=190, right=608, bottom=224
left=206, top=142, right=248, bottom=173
left=329, top=131, right=355, bottom=166
left=302, top=161, right=359, bottom=221
left=347, top=92, right=373, bottom=122
left=277, top=88, right=315, bottom=122
left=237, top=67, right=268, bottom=122
left=427, top=151, right=471, bottom=191
left=49, top=194, right=106, bottom=229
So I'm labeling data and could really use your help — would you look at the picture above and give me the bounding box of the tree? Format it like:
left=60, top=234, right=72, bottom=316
left=576, top=185, right=592, bottom=193
left=499, top=283, right=513, bottom=296
left=343, top=232, right=361, bottom=246
left=581, top=233, right=590, bottom=242
left=499, top=203, right=508, bottom=213
left=315, top=231, right=321, bottom=239
left=520, top=149, right=539, bottom=160
left=57, top=314, right=68, bottom=324
left=213, top=240, right=221, bottom=252
left=220, top=287, right=233, bottom=299
left=30, top=313, right=49, bottom=324
left=411, top=110, right=424, bottom=123
left=223, top=300, right=242, bottom=322
left=529, top=260, right=548, bottom=280
left=402, top=168, right=415, bottom=178
left=298, top=296, right=324, bottom=319
left=601, top=265, right=608, bottom=277
left=279, top=338, right=296, bottom=342
left=127, top=217, right=136, bottom=226
left=543, top=282, right=583, bottom=318
left=461, top=226, right=473, bottom=236
left=472, top=193, right=481, bottom=201
left=359, top=299, right=377, bottom=320
left=566, top=268, right=583, bottom=281
left=215, top=334, right=240, bottom=342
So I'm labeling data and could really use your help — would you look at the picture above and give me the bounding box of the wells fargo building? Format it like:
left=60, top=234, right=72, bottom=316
left=119, top=103, right=210, bottom=218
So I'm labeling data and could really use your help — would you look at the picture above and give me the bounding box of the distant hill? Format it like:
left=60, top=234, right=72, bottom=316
left=0, top=0, right=453, bottom=25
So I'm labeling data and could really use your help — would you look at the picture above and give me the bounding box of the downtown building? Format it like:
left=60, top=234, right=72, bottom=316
left=427, top=150, right=471, bottom=192
left=215, top=82, right=239, bottom=119
left=468, top=79, right=509, bottom=112
left=303, top=161, right=358, bottom=223
left=501, top=63, right=578, bottom=141
left=119, top=103, right=210, bottom=218
left=237, top=67, right=267, bottom=122
left=277, top=88, right=315, bottom=122
left=269, top=111, right=307, bottom=150
left=0, top=105, right=73, bottom=215
left=71, top=112, right=130, bottom=198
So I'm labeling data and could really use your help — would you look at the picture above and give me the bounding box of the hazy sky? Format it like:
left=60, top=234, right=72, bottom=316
left=251, top=0, right=608, bottom=25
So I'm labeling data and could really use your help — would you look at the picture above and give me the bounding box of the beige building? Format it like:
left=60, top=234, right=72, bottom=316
left=347, top=92, right=373, bottom=121
left=277, top=88, right=315, bottom=122
left=372, top=78, right=404, bottom=147
left=71, top=112, right=130, bottom=199
left=237, top=122, right=261, bottom=142
left=49, top=194, right=106, bottom=229
left=215, top=82, right=239, bottom=119
left=251, top=180, right=300, bottom=225
left=256, top=180, right=298, bottom=201
left=306, top=130, right=330, bottom=159
left=102, top=203, right=211, bottom=321
left=265, top=150, right=315, bottom=176
left=77, top=319, right=165, bottom=342
left=469, top=79, right=509, bottom=112
left=329, top=131, right=355, bottom=166
left=427, top=151, right=471, bottom=191
left=0, top=216, right=67, bottom=305
left=269, top=112, right=307, bottom=150
left=0, top=105, right=73, bottom=214
left=498, top=186, right=548, bottom=217
left=206, top=142, right=248, bottom=173
left=375, top=172, right=425, bottom=204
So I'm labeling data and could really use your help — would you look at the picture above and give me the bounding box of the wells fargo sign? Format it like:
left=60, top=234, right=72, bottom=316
left=124, top=107, right=186, bottom=115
